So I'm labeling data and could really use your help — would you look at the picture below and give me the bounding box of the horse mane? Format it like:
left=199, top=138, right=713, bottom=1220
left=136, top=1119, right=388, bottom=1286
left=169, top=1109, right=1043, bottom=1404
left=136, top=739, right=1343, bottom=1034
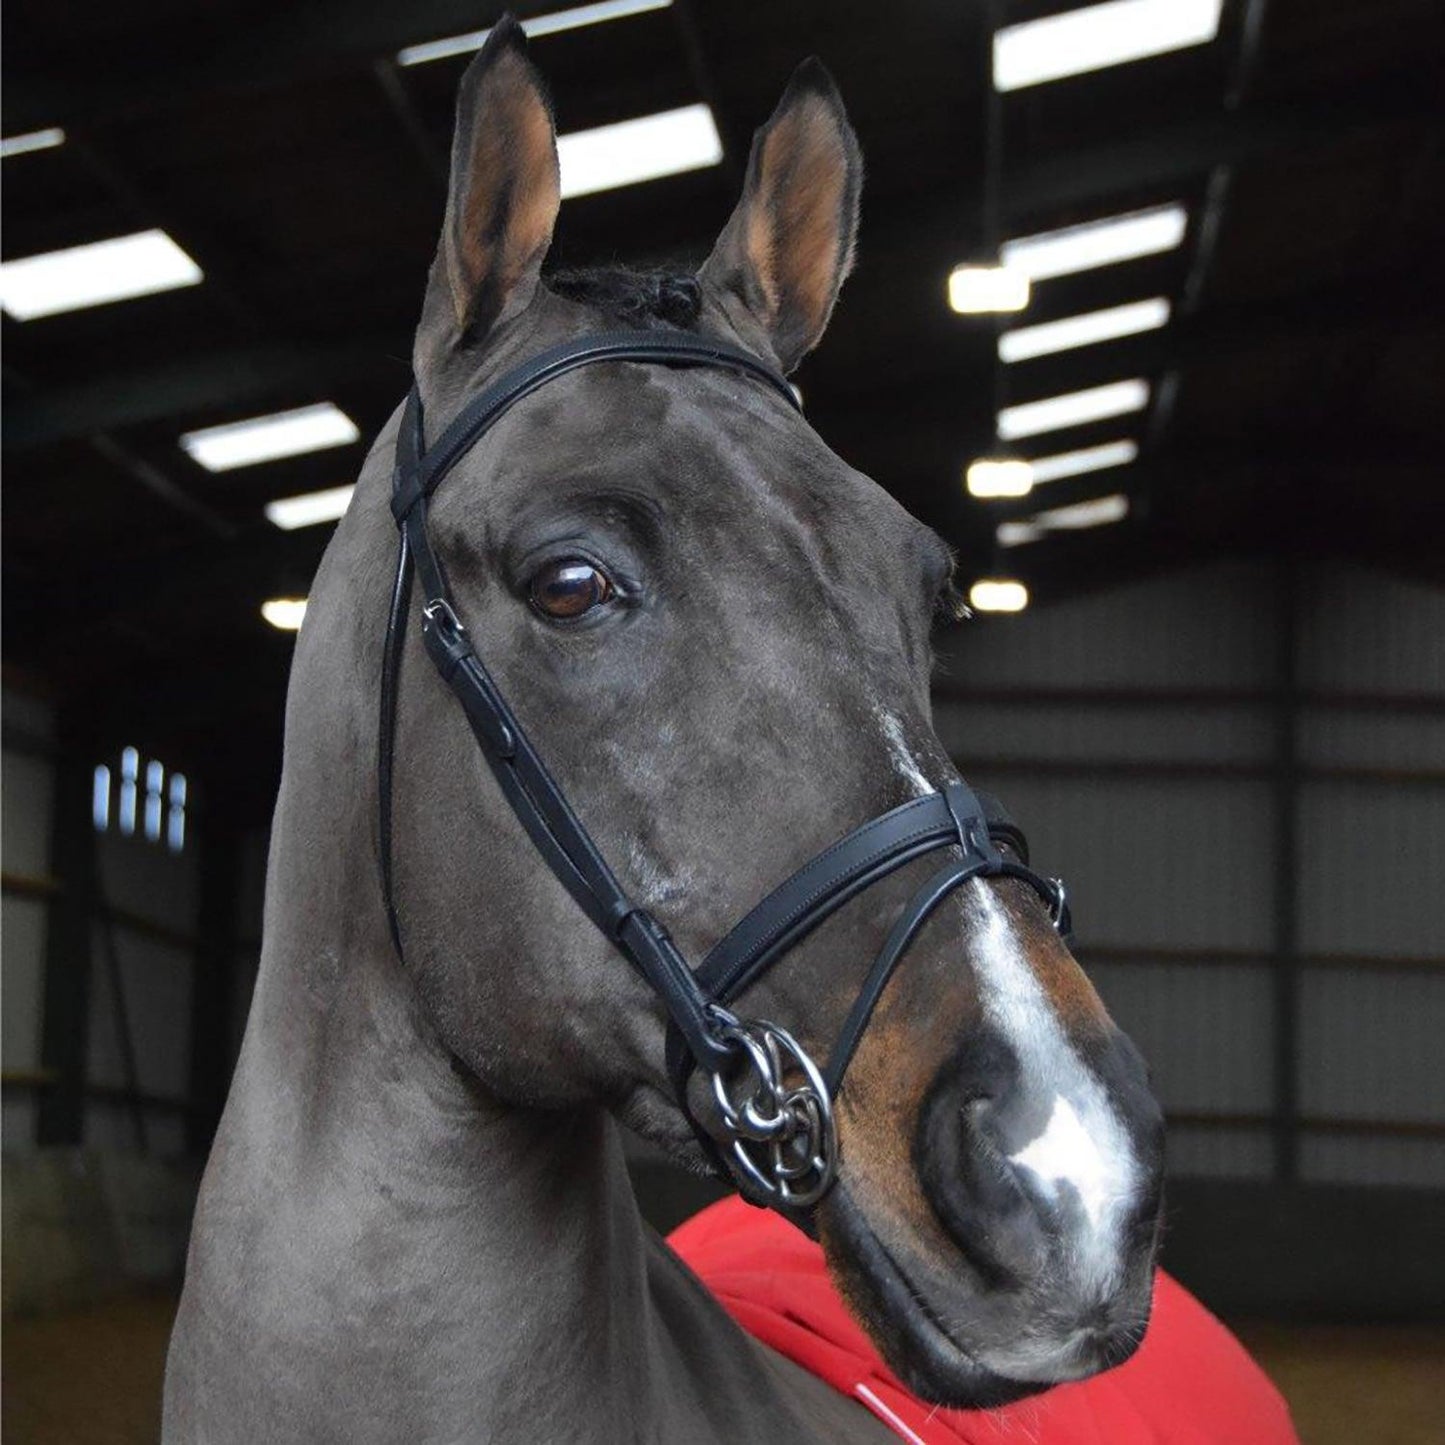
left=545, top=265, right=704, bottom=330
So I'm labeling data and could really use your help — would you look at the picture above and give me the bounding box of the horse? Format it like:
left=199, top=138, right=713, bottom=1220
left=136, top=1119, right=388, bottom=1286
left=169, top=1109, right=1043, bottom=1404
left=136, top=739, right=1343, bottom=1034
left=164, top=19, right=1165, bottom=1442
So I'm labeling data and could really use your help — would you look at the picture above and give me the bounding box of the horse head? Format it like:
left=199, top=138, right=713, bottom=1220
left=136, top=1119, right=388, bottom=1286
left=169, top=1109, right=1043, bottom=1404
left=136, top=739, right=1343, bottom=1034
left=369, top=18, right=1164, bottom=1408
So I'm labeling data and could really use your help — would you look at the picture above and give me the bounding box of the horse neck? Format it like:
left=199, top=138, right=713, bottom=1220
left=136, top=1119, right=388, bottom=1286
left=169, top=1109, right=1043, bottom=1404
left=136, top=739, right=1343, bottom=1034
left=182, top=473, right=668, bottom=1436
left=172, top=421, right=891, bottom=1444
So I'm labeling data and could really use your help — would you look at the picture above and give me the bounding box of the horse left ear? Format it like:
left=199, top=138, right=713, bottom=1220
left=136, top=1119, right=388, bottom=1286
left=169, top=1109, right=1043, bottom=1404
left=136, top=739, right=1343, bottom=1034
left=699, top=59, right=862, bottom=374
left=413, top=15, right=560, bottom=379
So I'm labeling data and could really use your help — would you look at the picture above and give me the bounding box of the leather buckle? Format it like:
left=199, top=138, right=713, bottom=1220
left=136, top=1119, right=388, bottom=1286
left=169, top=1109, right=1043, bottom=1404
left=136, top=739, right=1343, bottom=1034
left=422, top=597, right=465, bottom=639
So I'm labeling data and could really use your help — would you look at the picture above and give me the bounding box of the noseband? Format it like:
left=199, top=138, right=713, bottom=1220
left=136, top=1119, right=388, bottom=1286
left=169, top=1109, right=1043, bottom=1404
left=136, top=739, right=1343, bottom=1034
left=379, top=330, right=1071, bottom=1212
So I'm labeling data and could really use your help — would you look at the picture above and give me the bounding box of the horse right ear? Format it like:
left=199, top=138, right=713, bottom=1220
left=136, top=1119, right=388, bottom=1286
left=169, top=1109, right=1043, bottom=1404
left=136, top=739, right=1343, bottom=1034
left=699, top=59, right=862, bottom=374
left=413, top=16, right=561, bottom=379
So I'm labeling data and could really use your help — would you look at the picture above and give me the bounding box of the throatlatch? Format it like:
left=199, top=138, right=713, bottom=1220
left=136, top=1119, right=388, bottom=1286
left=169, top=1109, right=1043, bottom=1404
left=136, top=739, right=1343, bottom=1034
left=378, top=330, right=1071, bottom=1213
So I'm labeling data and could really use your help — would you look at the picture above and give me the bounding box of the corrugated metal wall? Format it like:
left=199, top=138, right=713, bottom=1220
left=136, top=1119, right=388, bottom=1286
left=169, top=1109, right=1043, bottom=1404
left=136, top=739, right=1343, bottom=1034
left=933, top=560, right=1443, bottom=1188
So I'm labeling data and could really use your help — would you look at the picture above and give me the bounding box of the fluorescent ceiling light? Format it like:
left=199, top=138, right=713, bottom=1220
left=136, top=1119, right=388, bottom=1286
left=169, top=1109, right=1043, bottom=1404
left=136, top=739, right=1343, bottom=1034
left=994, top=0, right=1223, bottom=92
left=1, top=127, right=66, bottom=158
left=1000, top=297, right=1169, bottom=362
left=1002, top=204, right=1187, bottom=282
left=265, top=484, right=356, bottom=530
left=558, top=104, right=722, bottom=199
left=969, top=579, right=1029, bottom=613
left=998, top=379, right=1149, bottom=440
left=181, top=403, right=359, bottom=472
left=998, top=493, right=1131, bottom=547
left=966, top=459, right=1034, bottom=499
left=0, top=229, right=202, bottom=320
left=948, top=265, right=1030, bottom=314
left=398, top=0, right=671, bottom=66
left=262, top=598, right=308, bottom=632
left=1027, top=439, right=1139, bottom=485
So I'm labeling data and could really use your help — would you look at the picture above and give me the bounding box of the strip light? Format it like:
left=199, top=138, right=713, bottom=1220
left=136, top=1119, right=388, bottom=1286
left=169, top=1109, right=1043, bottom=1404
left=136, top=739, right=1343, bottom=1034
left=181, top=403, right=359, bottom=472
left=1002, top=204, right=1187, bottom=283
left=994, top=0, right=1223, bottom=92
left=998, top=493, right=1131, bottom=547
left=265, top=484, right=356, bottom=531
left=948, top=265, right=1030, bottom=315
left=1028, top=439, right=1139, bottom=485
left=969, top=579, right=1029, bottom=613
left=1, top=127, right=65, bottom=158
left=966, top=459, right=1034, bottom=499
left=399, top=0, right=671, bottom=66
left=0, top=229, right=202, bottom=320
left=262, top=598, right=308, bottom=631
left=998, top=379, right=1149, bottom=440
left=1000, top=298, right=1169, bottom=363
left=558, top=104, right=722, bottom=198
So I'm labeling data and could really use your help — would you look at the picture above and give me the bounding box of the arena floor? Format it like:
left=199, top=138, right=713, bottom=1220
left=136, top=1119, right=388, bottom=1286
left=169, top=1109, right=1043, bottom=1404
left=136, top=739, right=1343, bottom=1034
left=2, top=1294, right=1440, bottom=1444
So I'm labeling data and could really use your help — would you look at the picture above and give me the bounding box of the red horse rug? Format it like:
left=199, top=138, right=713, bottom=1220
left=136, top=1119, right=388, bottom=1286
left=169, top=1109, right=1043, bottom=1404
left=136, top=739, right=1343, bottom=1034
left=671, top=1198, right=1299, bottom=1445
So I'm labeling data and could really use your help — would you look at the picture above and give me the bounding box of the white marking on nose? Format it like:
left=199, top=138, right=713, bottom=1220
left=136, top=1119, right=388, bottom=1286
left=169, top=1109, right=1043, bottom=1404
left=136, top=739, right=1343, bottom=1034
left=968, top=884, right=1139, bottom=1287
left=1010, top=1094, right=1113, bottom=1229
left=875, top=708, right=935, bottom=798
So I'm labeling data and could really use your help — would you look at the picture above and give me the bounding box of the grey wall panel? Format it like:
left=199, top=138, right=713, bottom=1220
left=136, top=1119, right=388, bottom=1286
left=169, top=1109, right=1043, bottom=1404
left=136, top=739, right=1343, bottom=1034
left=2, top=748, right=53, bottom=876
left=1299, top=970, right=1444, bottom=1124
left=935, top=701, right=1272, bottom=765
left=963, top=774, right=1275, bottom=949
left=97, top=828, right=199, bottom=937
left=1089, top=962, right=1275, bottom=1114
left=1301, top=1134, right=1445, bottom=1189
left=1, top=898, right=48, bottom=1071
left=1296, top=783, right=1442, bottom=957
left=938, top=562, right=1275, bottom=692
left=85, top=1102, right=186, bottom=1157
left=1165, top=1125, right=1274, bottom=1181
left=1298, top=709, right=1445, bottom=770
left=85, top=935, right=193, bottom=1103
left=2, top=1100, right=37, bottom=1148
left=1298, top=567, right=1445, bottom=697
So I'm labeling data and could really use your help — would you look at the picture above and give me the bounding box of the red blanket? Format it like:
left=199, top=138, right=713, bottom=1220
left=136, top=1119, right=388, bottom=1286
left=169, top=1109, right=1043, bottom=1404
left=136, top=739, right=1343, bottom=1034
left=670, top=1198, right=1298, bottom=1444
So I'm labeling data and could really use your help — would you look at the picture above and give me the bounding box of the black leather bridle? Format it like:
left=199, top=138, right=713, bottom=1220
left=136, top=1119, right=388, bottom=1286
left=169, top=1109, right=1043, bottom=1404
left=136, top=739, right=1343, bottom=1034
left=379, top=329, right=1071, bottom=1212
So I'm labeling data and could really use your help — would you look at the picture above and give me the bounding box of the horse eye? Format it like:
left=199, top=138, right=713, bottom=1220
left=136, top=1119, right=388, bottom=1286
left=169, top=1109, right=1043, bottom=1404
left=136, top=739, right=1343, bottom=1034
left=528, top=559, right=614, bottom=620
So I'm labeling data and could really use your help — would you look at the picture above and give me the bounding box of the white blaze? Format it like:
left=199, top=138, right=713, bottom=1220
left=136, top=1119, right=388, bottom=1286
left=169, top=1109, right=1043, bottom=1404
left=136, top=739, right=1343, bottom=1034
left=1010, top=1094, right=1114, bottom=1229
left=875, top=708, right=935, bottom=798
left=968, top=883, right=1138, bottom=1287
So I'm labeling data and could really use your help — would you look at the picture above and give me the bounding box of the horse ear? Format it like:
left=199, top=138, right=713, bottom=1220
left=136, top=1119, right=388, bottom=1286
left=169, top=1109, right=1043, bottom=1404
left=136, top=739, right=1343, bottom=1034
left=699, top=59, right=862, bottom=374
left=413, top=16, right=561, bottom=378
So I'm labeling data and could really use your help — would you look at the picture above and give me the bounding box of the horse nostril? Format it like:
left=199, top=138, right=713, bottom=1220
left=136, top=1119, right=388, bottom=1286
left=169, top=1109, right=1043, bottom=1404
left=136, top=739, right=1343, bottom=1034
left=917, top=1089, right=1056, bottom=1285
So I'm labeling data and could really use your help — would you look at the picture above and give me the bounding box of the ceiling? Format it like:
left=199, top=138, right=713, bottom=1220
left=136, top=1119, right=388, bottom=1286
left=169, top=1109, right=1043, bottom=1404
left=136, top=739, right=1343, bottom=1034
left=4, top=0, right=1442, bottom=805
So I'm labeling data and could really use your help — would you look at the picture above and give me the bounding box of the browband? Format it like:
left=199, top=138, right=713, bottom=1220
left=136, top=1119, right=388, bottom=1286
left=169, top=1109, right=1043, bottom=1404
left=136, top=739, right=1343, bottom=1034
left=378, top=328, right=1071, bottom=1211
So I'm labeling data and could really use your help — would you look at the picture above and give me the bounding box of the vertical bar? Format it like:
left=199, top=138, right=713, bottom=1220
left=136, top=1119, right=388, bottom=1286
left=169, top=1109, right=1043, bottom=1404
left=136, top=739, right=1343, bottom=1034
left=37, top=716, right=99, bottom=1146
left=94, top=871, right=149, bottom=1153
left=950, top=0, right=1008, bottom=568
left=187, top=791, right=241, bottom=1153
left=1272, top=560, right=1300, bottom=1181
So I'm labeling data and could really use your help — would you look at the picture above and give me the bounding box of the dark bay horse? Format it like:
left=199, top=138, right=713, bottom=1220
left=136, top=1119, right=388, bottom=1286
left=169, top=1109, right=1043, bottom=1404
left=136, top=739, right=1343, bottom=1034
left=164, top=21, right=1164, bottom=1442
